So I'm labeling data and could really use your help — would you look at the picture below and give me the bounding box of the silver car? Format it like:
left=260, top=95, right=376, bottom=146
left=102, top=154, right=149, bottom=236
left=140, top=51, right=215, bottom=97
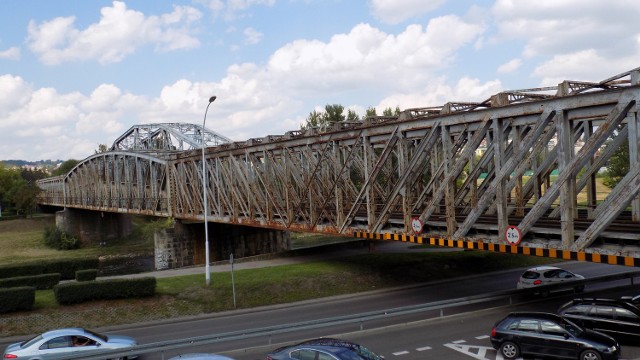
left=517, top=266, right=585, bottom=296
left=3, top=328, right=138, bottom=360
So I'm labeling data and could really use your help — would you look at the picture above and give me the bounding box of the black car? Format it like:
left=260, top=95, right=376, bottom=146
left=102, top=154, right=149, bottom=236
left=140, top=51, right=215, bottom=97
left=490, top=312, right=620, bottom=360
left=558, top=298, right=640, bottom=344
left=266, top=337, right=383, bottom=360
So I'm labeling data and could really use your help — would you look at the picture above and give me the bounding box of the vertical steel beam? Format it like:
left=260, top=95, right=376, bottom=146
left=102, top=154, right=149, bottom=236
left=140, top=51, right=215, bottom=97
left=557, top=110, right=576, bottom=247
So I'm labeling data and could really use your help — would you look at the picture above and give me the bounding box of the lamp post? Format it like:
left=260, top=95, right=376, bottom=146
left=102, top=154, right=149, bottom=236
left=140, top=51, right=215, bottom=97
left=202, top=95, right=216, bottom=286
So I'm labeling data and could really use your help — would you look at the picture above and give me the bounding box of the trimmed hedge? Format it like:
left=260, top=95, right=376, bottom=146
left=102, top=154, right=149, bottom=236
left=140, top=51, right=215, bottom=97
left=0, top=273, right=61, bottom=290
left=76, top=269, right=98, bottom=282
left=54, top=277, right=156, bottom=305
left=0, top=287, right=35, bottom=313
left=0, top=258, right=99, bottom=280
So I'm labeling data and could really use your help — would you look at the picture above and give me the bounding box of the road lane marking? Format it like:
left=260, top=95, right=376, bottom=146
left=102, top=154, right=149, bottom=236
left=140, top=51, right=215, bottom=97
left=416, top=346, right=432, bottom=351
left=476, top=335, right=489, bottom=339
left=452, top=339, right=467, bottom=343
left=392, top=351, right=409, bottom=356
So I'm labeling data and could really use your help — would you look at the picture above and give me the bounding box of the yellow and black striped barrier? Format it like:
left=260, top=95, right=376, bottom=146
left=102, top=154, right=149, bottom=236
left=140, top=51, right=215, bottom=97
left=354, top=231, right=640, bottom=267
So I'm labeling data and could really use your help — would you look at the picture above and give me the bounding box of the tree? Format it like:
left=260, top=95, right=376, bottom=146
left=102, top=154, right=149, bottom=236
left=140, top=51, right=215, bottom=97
left=382, top=106, right=401, bottom=116
left=602, top=138, right=629, bottom=189
left=301, top=104, right=351, bottom=130
left=52, top=159, right=79, bottom=176
left=364, top=107, right=377, bottom=118
left=95, top=144, right=109, bottom=153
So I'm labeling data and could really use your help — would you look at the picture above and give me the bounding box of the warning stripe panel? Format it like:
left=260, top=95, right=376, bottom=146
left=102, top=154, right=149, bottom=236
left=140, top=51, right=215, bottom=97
left=353, top=232, right=640, bottom=268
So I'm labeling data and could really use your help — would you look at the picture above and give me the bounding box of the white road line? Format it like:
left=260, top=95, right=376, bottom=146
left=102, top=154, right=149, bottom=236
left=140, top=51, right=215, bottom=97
left=476, top=335, right=489, bottom=339
left=452, top=339, right=467, bottom=343
left=392, top=351, right=410, bottom=356
left=416, top=346, right=432, bottom=351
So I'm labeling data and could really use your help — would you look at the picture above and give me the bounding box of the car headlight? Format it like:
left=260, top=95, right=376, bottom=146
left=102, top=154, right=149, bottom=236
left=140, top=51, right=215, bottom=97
left=605, top=345, right=618, bottom=353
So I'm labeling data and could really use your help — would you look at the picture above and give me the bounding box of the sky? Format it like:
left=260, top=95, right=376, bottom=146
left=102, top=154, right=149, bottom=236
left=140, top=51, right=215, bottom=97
left=1, top=0, right=639, bottom=162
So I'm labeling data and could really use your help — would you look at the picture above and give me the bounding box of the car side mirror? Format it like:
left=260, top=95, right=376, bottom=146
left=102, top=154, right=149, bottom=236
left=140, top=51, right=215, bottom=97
left=564, top=333, right=571, bottom=339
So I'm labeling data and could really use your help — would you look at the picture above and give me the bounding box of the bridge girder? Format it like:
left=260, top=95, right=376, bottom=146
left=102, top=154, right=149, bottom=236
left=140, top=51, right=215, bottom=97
left=37, top=67, right=640, bottom=260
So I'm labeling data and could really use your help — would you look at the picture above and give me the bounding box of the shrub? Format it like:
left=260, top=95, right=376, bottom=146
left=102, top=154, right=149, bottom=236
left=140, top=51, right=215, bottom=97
left=0, top=258, right=99, bottom=280
left=76, top=269, right=98, bottom=282
left=54, top=277, right=156, bottom=305
left=43, top=226, right=80, bottom=250
left=0, top=273, right=60, bottom=290
left=0, top=287, right=35, bottom=313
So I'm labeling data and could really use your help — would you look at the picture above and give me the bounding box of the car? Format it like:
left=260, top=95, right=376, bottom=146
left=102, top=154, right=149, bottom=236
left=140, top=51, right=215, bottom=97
left=168, top=354, right=235, bottom=360
left=490, top=312, right=620, bottom=360
left=266, top=337, right=383, bottom=360
left=558, top=298, right=640, bottom=344
left=2, top=327, right=138, bottom=360
left=620, top=294, right=640, bottom=305
left=516, top=266, right=585, bottom=296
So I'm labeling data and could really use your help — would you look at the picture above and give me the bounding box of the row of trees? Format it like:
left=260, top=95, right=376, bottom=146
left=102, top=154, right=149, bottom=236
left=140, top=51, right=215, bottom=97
left=301, top=104, right=401, bottom=130
left=0, top=160, right=78, bottom=216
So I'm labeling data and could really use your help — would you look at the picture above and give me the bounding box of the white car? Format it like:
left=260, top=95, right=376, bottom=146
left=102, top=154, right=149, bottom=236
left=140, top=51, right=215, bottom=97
left=516, top=266, right=585, bottom=296
left=2, top=328, right=138, bottom=360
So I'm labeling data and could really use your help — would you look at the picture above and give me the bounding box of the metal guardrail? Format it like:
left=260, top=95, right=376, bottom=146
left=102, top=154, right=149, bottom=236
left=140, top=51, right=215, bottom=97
left=44, top=270, right=640, bottom=360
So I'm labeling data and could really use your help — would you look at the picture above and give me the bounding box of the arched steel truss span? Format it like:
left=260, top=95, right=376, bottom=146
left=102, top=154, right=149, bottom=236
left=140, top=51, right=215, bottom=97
left=37, top=67, right=640, bottom=260
left=110, top=123, right=232, bottom=152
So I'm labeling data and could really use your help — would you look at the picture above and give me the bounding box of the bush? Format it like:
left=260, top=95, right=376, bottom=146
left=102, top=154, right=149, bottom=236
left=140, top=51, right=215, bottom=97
left=0, top=287, right=35, bottom=313
left=76, top=269, right=98, bottom=282
left=0, top=273, right=60, bottom=290
left=43, top=226, right=80, bottom=250
left=0, top=258, right=99, bottom=280
left=54, top=277, right=156, bottom=305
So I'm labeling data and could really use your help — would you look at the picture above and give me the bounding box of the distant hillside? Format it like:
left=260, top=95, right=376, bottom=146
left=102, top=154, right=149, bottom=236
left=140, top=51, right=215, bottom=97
left=1, top=159, right=63, bottom=167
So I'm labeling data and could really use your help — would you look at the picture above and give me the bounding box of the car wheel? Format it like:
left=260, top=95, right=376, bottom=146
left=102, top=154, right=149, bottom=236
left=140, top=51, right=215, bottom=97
left=499, top=341, right=519, bottom=359
left=580, top=349, right=601, bottom=360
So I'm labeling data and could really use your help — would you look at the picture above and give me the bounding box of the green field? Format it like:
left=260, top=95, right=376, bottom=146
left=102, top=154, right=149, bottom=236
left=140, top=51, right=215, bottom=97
left=0, top=216, right=557, bottom=337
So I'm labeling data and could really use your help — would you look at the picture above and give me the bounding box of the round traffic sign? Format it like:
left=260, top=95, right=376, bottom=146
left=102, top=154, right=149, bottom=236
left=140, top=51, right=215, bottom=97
left=505, top=225, right=522, bottom=245
left=411, top=217, right=423, bottom=233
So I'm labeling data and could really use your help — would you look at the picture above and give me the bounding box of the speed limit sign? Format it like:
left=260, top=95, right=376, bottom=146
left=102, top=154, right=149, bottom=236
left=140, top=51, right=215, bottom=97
left=505, top=225, right=522, bottom=245
left=411, top=217, right=423, bottom=234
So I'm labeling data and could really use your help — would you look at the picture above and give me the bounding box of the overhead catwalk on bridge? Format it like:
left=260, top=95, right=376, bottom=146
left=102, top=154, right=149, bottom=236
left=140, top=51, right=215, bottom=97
left=38, top=66, right=640, bottom=261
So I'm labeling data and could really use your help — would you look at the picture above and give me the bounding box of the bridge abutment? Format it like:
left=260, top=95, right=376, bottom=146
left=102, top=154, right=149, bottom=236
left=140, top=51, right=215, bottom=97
left=154, top=221, right=291, bottom=270
left=55, top=208, right=132, bottom=245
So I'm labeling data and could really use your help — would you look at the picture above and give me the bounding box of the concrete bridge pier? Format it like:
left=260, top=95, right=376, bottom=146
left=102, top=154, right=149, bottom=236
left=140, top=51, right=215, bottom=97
left=154, top=221, right=291, bottom=270
left=56, top=208, right=132, bottom=245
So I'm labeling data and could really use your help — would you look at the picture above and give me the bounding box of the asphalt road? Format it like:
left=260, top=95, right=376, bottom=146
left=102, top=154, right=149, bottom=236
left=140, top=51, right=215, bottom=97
left=2, top=255, right=640, bottom=360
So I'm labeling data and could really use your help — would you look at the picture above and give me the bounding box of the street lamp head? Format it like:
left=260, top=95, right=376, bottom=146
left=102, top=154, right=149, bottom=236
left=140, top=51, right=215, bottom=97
left=209, top=96, right=217, bottom=103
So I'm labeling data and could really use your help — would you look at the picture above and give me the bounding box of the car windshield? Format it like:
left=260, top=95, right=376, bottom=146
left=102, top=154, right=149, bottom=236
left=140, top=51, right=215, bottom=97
left=563, top=318, right=584, bottom=337
left=21, top=335, right=43, bottom=348
left=355, top=345, right=383, bottom=360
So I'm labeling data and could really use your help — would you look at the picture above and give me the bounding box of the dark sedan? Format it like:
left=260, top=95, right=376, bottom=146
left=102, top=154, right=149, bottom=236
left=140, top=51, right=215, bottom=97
left=558, top=298, right=640, bottom=344
left=266, top=337, right=383, bottom=360
left=490, top=312, right=620, bottom=360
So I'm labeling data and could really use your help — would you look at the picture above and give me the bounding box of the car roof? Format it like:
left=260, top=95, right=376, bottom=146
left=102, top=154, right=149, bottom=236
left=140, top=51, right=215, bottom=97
left=525, top=266, right=562, bottom=272
left=506, top=312, right=563, bottom=320
left=41, top=328, right=87, bottom=338
left=563, top=298, right=640, bottom=310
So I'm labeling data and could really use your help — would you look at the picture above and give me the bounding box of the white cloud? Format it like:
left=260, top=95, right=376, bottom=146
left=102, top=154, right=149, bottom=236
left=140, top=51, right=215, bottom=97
left=0, top=47, right=20, bottom=60
left=492, top=0, right=640, bottom=58
left=243, top=27, right=263, bottom=45
left=2, top=16, right=490, bottom=161
left=26, top=1, right=202, bottom=65
left=497, top=58, right=521, bottom=74
left=369, top=0, right=446, bottom=24
left=201, top=0, right=276, bottom=21
left=267, top=17, right=485, bottom=93
left=532, top=49, right=640, bottom=86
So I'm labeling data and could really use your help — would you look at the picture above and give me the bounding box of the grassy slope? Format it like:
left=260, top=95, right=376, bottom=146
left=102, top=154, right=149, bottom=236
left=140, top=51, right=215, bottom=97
left=0, top=217, right=557, bottom=337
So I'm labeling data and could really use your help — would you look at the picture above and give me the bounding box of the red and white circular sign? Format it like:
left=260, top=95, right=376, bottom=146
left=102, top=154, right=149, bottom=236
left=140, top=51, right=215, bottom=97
left=505, top=225, right=522, bottom=245
left=411, top=217, right=423, bottom=234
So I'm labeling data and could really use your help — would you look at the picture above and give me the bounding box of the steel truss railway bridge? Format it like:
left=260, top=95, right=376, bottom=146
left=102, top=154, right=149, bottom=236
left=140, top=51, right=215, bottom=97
left=37, top=67, right=640, bottom=266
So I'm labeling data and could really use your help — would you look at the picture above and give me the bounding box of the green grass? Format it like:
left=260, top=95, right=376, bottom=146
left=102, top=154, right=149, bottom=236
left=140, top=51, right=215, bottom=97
left=0, top=217, right=557, bottom=338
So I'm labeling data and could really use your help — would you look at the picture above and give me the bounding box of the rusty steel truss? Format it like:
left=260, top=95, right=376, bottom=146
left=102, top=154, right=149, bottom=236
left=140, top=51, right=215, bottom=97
left=37, top=67, right=640, bottom=257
